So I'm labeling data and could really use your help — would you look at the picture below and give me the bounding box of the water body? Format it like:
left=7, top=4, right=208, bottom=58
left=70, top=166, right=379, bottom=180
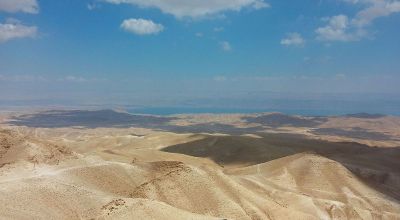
left=128, top=97, right=400, bottom=116
left=128, top=105, right=400, bottom=116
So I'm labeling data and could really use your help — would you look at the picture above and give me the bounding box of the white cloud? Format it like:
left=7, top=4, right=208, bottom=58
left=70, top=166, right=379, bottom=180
left=317, top=0, right=400, bottom=42
left=0, top=20, right=37, bottom=43
left=315, top=15, right=368, bottom=41
left=0, top=0, right=39, bottom=14
left=219, top=41, right=232, bottom=51
left=121, top=18, right=164, bottom=35
left=59, top=75, right=107, bottom=83
left=316, top=15, right=358, bottom=41
left=352, top=0, right=400, bottom=27
left=280, top=32, right=305, bottom=46
left=64, top=76, right=88, bottom=83
left=104, top=0, right=269, bottom=18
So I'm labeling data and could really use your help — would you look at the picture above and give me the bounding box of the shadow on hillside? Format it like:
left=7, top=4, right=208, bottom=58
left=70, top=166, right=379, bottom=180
left=162, top=133, right=400, bottom=201
left=165, top=123, right=265, bottom=135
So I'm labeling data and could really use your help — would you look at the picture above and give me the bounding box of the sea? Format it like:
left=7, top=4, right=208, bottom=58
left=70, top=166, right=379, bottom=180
left=128, top=104, right=400, bottom=116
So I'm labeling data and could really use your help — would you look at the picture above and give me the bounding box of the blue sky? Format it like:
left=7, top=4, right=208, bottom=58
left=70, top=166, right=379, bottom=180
left=0, top=0, right=399, bottom=109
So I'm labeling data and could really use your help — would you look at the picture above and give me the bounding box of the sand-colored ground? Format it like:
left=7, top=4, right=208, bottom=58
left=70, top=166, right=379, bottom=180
left=1, top=110, right=400, bottom=219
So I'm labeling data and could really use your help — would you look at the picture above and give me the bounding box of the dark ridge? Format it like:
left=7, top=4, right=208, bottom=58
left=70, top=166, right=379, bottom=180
left=242, top=113, right=327, bottom=128
left=8, top=109, right=176, bottom=128
left=345, top=113, right=386, bottom=119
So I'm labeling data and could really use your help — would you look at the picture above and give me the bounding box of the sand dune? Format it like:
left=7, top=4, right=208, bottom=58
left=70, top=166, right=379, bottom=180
left=1, top=110, right=400, bottom=219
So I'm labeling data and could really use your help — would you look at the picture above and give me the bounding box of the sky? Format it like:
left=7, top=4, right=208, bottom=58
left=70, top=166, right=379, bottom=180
left=0, top=0, right=399, bottom=111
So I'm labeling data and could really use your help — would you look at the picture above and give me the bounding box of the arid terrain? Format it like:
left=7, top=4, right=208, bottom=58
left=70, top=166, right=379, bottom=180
left=0, top=110, right=399, bottom=219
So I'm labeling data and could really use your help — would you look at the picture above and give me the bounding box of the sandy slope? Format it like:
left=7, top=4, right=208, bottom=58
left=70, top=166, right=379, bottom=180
left=0, top=127, right=399, bottom=220
left=227, top=153, right=400, bottom=219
